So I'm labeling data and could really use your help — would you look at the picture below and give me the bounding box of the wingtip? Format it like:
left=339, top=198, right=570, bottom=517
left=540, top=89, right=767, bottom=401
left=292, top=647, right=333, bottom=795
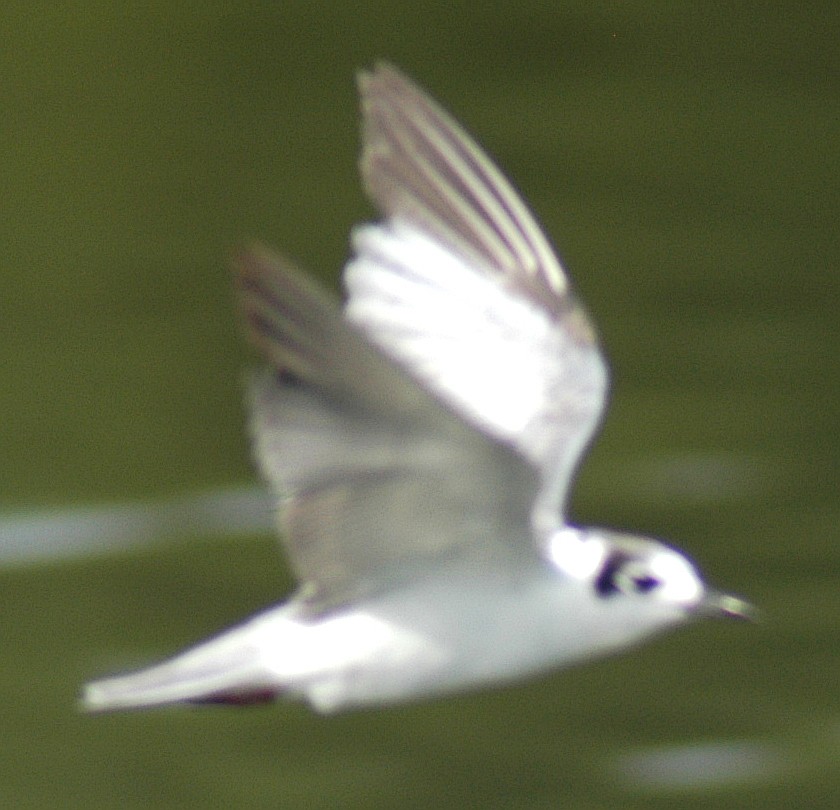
left=357, top=59, right=400, bottom=83
left=232, top=242, right=275, bottom=281
left=356, top=61, right=417, bottom=104
left=355, top=65, right=372, bottom=94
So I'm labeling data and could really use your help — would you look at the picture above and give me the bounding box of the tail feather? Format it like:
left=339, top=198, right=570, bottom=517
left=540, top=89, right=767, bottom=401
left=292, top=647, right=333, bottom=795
left=82, top=627, right=283, bottom=712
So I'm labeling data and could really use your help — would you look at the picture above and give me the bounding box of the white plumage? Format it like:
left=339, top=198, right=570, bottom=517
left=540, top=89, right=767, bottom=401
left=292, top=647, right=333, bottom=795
left=83, top=63, right=750, bottom=714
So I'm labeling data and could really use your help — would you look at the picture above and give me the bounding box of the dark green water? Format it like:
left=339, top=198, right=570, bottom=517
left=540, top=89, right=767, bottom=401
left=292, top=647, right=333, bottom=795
left=1, top=4, right=837, bottom=808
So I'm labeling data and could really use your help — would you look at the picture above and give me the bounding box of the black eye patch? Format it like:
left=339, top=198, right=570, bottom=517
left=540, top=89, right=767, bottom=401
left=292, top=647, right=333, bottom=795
left=594, top=552, right=629, bottom=598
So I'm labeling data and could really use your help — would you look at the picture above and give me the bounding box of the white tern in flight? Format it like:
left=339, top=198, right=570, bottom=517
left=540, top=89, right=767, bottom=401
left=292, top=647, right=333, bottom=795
left=83, top=63, right=752, bottom=714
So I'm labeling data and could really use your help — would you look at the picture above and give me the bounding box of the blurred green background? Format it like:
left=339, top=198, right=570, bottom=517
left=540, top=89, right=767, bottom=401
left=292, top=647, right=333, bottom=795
left=1, top=2, right=838, bottom=808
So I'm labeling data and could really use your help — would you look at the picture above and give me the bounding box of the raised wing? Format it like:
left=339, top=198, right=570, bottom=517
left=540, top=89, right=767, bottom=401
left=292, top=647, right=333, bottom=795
left=347, top=64, right=608, bottom=528
left=235, top=247, right=535, bottom=611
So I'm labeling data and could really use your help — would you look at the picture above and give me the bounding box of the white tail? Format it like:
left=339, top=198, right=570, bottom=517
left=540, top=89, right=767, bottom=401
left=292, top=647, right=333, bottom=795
left=82, top=621, right=287, bottom=712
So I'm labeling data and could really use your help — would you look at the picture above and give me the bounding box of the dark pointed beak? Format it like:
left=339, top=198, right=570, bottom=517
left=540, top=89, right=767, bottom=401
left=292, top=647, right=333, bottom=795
left=697, top=591, right=758, bottom=621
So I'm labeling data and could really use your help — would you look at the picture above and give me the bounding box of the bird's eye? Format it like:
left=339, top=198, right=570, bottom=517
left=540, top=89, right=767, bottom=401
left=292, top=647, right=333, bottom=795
left=627, top=574, right=660, bottom=594
left=616, top=562, right=661, bottom=595
left=594, top=555, right=662, bottom=598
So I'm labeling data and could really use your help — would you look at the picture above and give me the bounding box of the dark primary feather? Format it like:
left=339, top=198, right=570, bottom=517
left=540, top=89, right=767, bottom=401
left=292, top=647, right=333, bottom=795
left=235, top=245, right=434, bottom=421
left=358, top=62, right=595, bottom=331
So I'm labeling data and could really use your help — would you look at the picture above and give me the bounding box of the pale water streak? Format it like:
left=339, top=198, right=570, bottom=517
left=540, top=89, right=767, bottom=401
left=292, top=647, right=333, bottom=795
left=594, top=450, right=775, bottom=506
left=0, top=486, right=276, bottom=565
left=614, top=739, right=787, bottom=791
left=612, top=717, right=840, bottom=792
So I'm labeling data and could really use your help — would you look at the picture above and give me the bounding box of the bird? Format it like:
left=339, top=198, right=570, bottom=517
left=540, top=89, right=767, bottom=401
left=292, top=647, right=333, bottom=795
left=82, top=63, right=752, bottom=714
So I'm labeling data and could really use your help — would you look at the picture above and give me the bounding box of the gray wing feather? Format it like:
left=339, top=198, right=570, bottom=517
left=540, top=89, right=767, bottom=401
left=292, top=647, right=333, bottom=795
left=235, top=248, right=535, bottom=611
